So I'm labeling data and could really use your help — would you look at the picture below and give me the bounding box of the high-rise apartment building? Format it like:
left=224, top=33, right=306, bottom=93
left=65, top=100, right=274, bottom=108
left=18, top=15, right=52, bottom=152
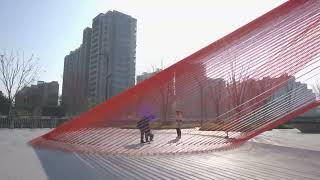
left=62, top=48, right=81, bottom=114
left=62, top=11, right=136, bottom=114
left=88, top=11, right=136, bottom=106
left=62, top=28, right=92, bottom=115
left=80, top=27, right=92, bottom=106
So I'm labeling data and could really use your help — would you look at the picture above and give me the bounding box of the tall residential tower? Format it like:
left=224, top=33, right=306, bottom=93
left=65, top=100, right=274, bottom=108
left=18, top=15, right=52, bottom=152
left=62, top=28, right=92, bottom=114
left=62, top=11, right=136, bottom=114
left=88, top=11, right=136, bottom=106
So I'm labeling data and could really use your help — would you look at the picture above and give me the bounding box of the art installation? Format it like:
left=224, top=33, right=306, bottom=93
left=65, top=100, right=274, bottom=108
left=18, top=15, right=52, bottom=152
left=30, top=0, right=320, bottom=155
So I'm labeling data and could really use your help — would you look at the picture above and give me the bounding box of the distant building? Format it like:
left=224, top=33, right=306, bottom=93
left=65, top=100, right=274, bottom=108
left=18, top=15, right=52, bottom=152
left=88, top=11, right=136, bottom=106
left=62, top=27, right=92, bottom=115
left=270, top=76, right=316, bottom=111
left=62, top=11, right=136, bottom=114
left=136, top=69, right=162, bottom=84
left=15, top=81, right=59, bottom=116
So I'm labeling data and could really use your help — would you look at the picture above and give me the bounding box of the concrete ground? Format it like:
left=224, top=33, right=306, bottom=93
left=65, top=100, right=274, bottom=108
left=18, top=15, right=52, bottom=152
left=32, top=128, right=239, bottom=156
left=1, top=128, right=320, bottom=180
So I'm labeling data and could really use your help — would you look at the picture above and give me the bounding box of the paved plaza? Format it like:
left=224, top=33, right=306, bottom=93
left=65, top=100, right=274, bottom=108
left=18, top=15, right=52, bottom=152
left=33, top=128, right=239, bottom=156
left=1, top=128, right=320, bottom=180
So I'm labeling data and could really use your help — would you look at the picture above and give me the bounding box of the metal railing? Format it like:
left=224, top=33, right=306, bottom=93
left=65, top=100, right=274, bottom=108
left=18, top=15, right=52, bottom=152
left=0, top=117, right=70, bottom=128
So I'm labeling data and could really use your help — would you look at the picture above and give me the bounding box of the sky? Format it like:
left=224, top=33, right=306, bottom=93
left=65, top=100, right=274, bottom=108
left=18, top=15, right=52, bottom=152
left=0, top=0, right=288, bottom=94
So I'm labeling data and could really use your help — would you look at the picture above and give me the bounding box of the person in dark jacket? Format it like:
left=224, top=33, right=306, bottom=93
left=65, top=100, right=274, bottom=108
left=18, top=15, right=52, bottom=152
left=137, top=116, right=154, bottom=143
left=137, top=117, right=147, bottom=143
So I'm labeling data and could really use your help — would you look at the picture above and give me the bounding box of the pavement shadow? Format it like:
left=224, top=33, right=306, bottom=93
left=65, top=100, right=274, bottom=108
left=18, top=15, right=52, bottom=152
left=33, top=146, right=200, bottom=180
left=167, top=138, right=180, bottom=144
left=31, top=142, right=320, bottom=180
left=124, top=143, right=145, bottom=149
left=33, top=147, right=111, bottom=180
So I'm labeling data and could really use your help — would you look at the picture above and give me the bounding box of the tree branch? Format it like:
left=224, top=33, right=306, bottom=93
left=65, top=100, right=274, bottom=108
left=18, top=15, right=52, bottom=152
left=0, top=51, right=39, bottom=113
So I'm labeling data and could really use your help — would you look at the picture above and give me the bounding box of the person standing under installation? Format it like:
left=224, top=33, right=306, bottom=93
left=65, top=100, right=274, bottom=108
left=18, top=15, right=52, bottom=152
left=137, top=116, right=147, bottom=143
left=137, top=115, right=154, bottom=143
left=175, top=110, right=183, bottom=138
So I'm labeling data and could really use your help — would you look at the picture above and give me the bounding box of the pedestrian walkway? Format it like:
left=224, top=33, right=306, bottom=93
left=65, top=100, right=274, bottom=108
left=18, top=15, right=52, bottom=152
left=33, top=128, right=241, bottom=156
left=2, top=129, right=320, bottom=180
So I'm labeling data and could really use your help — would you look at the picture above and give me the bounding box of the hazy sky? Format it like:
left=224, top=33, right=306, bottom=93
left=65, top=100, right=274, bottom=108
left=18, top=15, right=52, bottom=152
left=0, top=0, right=287, bottom=93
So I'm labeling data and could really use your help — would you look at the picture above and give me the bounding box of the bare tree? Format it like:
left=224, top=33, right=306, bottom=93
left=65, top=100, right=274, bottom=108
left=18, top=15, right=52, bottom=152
left=193, top=75, right=206, bottom=126
left=159, top=81, right=173, bottom=122
left=0, top=91, right=10, bottom=115
left=226, top=61, right=251, bottom=119
left=209, top=79, right=225, bottom=121
left=224, top=61, right=251, bottom=137
left=0, top=51, right=39, bottom=121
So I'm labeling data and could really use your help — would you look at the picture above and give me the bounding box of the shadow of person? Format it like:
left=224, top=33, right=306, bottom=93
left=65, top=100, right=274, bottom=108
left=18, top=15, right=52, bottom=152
left=167, top=138, right=180, bottom=144
left=124, top=143, right=145, bottom=150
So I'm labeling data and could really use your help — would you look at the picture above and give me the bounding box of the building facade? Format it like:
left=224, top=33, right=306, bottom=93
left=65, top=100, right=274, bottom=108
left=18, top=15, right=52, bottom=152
left=62, top=28, right=92, bottom=115
left=62, top=48, right=81, bottom=114
left=88, top=11, right=136, bottom=106
left=270, top=76, right=316, bottom=113
left=15, top=81, right=59, bottom=115
left=62, top=11, right=136, bottom=114
left=136, top=69, right=162, bottom=84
